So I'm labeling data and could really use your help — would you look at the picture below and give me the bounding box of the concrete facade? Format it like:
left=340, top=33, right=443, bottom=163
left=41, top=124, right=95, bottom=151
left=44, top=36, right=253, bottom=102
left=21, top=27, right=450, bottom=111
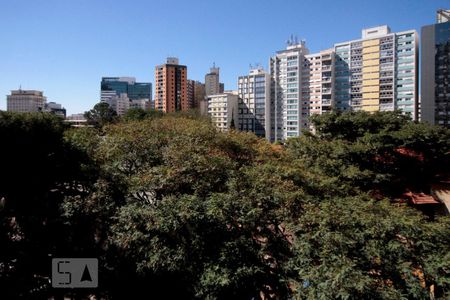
left=207, top=93, right=238, bottom=132
left=7, top=90, right=47, bottom=113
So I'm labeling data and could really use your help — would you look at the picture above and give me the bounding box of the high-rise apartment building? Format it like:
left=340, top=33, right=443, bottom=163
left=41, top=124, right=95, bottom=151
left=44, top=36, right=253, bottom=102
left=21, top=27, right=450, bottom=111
left=154, top=57, right=188, bottom=113
left=269, top=40, right=335, bottom=142
left=7, top=89, right=47, bottom=112
left=334, top=26, right=419, bottom=119
left=421, top=9, right=450, bottom=127
left=100, top=77, right=152, bottom=115
left=194, top=81, right=206, bottom=109
left=270, top=39, right=310, bottom=141
left=205, top=64, right=224, bottom=96
left=237, top=67, right=270, bottom=138
left=187, top=80, right=206, bottom=109
left=301, top=49, right=335, bottom=128
left=187, top=80, right=195, bottom=109
left=269, top=26, right=418, bottom=141
left=207, top=93, right=238, bottom=132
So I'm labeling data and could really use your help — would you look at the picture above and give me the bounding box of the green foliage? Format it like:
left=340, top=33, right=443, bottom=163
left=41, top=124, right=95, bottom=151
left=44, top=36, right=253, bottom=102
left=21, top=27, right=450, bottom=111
left=287, top=197, right=450, bottom=300
left=1, top=110, right=449, bottom=299
left=310, top=110, right=410, bottom=142
left=84, top=102, right=118, bottom=128
left=287, top=111, right=450, bottom=196
left=123, top=108, right=163, bottom=121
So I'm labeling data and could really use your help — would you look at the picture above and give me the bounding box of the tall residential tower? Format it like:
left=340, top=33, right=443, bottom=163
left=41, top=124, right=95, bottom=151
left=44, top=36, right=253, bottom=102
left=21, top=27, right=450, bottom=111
left=421, top=9, right=450, bottom=127
left=334, top=26, right=419, bottom=119
left=154, top=57, right=188, bottom=113
left=205, top=64, right=224, bottom=96
left=270, top=38, right=311, bottom=141
left=237, top=67, right=270, bottom=139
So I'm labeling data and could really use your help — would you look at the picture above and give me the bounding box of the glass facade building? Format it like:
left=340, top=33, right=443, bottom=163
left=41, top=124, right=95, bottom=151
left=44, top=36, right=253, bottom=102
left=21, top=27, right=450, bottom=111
left=421, top=12, right=450, bottom=127
left=238, top=68, right=270, bottom=139
left=101, top=77, right=152, bottom=101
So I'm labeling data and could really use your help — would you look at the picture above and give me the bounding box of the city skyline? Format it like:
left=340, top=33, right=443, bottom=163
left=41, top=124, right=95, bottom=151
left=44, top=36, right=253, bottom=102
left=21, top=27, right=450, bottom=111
left=0, top=0, right=448, bottom=114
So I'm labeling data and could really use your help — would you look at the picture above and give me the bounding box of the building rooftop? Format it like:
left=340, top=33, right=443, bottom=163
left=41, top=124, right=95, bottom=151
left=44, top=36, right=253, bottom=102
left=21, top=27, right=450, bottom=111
left=437, top=9, right=450, bottom=23
left=10, top=90, right=44, bottom=96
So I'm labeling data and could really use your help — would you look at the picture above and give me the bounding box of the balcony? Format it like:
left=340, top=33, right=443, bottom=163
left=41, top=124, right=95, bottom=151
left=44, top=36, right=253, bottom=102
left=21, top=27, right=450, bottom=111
left=322, top=89, right=332, bottom=94
left=380, top=104, right=394, bottom=111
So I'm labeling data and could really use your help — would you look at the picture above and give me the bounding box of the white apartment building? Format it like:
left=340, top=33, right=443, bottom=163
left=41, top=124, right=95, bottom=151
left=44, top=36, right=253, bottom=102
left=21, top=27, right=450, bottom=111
left=269, top=39, right=310, bottom=141
left=207, top=93, right=238, bottom=132
left=237, top=67, right=271, bottom=139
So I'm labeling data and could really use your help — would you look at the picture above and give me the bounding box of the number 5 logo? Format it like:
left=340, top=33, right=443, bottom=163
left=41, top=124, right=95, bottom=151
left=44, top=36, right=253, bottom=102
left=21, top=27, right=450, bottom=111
left=57, top=260, right=72, bottom=285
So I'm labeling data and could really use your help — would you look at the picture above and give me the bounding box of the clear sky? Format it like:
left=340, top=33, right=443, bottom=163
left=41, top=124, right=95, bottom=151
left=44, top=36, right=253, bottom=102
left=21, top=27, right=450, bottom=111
left=0, top=0, right=447, bottom=115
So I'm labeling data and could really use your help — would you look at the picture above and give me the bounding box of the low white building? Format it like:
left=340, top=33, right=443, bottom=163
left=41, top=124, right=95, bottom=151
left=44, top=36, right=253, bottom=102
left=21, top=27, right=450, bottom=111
left=207, top=92, right=238, bottom=132
left=65, top=113, right=89, bottom=127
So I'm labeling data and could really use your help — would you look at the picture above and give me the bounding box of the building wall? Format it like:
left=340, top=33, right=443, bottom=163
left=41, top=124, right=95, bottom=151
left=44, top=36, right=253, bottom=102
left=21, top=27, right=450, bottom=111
left=194, top=81, right=206, bottom=109
left=421, top=20, right=450, bottom=127
left=187, top=80, right=195, bottom=109
left=334, top=26, right=418, bottom=120
left=103, top=93, right=129, bottom=116
left=100, top=77, right=151, bottom=115
left=207, top=93, right=238, bottom=131
left=395, top=31, right=419, bottom=120
left=7, top=90, right=47, bottom=113
left=238, top=68, right=270, bottom=139
left=421, top=24, right=436, bottom=124
left=433, top=21, right=450, bottom=127
left=270, top=42, right=310, bottom=141
left=205, top=67, right=220, bottom=96
left=155, top=60, right=188, bottom=113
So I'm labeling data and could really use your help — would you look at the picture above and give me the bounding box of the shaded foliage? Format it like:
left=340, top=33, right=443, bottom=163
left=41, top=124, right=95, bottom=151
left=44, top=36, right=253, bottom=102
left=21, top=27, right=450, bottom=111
left=1, top=110, right=449, bottom=299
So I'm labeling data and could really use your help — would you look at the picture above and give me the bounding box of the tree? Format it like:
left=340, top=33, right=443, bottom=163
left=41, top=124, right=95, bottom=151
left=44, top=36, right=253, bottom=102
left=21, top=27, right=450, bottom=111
left=123, top=108, right=163, bottom=121
left=0, top=112, right=93, bottom=299
left=84, top=102, right=118, bottom=128
left=287, top=111, right=450, bottom=197
left=286, top=197, right=450, bottom=299
left=1, top=111, right=449, bottom=299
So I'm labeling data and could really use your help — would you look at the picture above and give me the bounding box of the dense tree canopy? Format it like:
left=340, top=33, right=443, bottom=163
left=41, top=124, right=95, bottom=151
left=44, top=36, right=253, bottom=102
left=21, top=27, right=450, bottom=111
left=1, top=110, right=449, bottom=299
left=84, top=102, right=118, bottom=128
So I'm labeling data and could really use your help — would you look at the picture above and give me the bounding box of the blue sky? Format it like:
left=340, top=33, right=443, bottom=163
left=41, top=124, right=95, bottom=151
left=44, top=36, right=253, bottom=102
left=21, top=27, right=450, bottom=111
left=0, top=0, right=447, bottom=114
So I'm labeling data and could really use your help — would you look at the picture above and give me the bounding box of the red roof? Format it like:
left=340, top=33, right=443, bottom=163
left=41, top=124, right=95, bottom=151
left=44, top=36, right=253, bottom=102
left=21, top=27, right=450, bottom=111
left=394, top=147, right=425, bottom=161
left=403, top=191, right=440, bottom=205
